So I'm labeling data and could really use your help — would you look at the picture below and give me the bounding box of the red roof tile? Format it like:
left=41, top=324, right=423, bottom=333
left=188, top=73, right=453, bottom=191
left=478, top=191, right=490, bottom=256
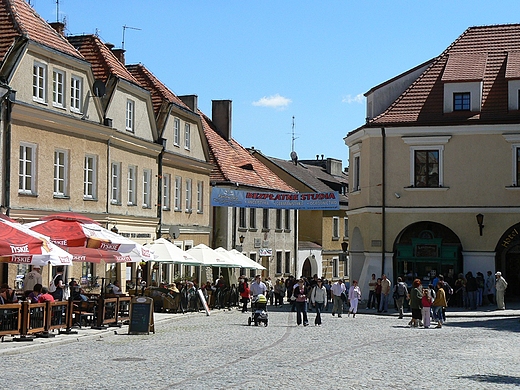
left=505, top=51, right=520, bottom=79
left=368, top=24, right=520, bottom=127
left=67, top=35, right=139, bottom=85
left=126, top=63, right=190, bottom=115
left=199, top=112, right=295, bottom=192
left=0, top=0, right=83, bottom=62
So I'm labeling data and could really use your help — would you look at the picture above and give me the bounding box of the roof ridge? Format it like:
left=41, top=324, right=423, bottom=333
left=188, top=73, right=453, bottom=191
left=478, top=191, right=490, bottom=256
left=369, top=27, right=472, bottom=124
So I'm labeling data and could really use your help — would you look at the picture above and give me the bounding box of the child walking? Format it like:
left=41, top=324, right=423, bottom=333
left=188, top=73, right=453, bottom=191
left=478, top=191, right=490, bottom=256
left=421, top=288, right=433, bottom=328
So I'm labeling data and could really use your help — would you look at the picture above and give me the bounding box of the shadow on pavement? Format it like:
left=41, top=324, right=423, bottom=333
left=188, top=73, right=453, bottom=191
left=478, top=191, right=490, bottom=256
left=445, top=317, right=520, bottom=332
left=457, top=373, right=520, bottom=385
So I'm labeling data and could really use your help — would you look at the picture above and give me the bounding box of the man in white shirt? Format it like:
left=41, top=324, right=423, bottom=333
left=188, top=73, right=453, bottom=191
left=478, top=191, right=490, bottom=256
left=330, top=279, right=346, bottom=318
left=24, top=266, right=42, bottom=293
left=250, top=275, right=267, bottom=297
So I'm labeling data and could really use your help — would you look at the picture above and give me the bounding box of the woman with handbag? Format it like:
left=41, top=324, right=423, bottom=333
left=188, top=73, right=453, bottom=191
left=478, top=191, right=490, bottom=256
left=293, top=279, right=309, bottom=326
left=310, top=279, right=327, bottom=326
left=409, top=279, right=423, bottom=328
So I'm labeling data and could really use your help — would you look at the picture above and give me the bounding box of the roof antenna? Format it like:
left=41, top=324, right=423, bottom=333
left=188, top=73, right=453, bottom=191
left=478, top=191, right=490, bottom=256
left=290, top=116, right=298, bottom=164
left=122, top=25, right=142, bottom=50
left=55, top=0, right=59, bottom=23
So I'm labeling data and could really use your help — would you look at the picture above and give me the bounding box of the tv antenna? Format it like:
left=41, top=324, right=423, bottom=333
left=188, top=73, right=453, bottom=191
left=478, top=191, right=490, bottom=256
left=55, top=0, right=60, bottom=22
left=290, top=116, right=299, bottom=164
left=122, top=25, right=141, bottom=50
left=291, top=116, right=299, bottom=153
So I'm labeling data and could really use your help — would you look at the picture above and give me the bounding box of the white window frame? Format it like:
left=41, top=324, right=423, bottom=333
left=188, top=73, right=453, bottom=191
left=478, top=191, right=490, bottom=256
left=276, top=251, right=283, bottom=274
left=19, top=143, right=36, bottom=195
left=111, top=162, right=121, bottom=205
left=84, top=155, right=97, bottom=200
left=52, top=69, right=65, bottom=108
left=126, top=99, right=135, bottom=132
left=443, top=81, right=482, bottom=113
left=285, top=251, right=291, bottom=274
left=332, top=216, right=339, bottom=239
left=276, top=209, right=282, bottom=230
left=284, top=209, right=291, bottom=230
left=350, top=143, right=361, bottom=192
left=174, top=118, right=180, bottom=146
left=185, top=178, right=192, bottom=212
left=174, top=176, right=182, bottom=211
left=70, top=75, right=82, bottom=113
left=127, top=165, right=137, bottom=206
left=53, top=149, right=68, bottom=197
left=249, top=208, right=256, bottom=229
left=403, top=136, right=450, bottom=188
left=344, top=217, right=349, bottom=239
left=33, top=62, right=47, bottom=103
left=143, top=169, right=151, bottom=208
left=333, top=257, right=339, bottom=278
left=163, top=174, right=171, bottom=210
left=184, top=123, right=191, bottom=150
left=196, top=180, right=203, bottom=213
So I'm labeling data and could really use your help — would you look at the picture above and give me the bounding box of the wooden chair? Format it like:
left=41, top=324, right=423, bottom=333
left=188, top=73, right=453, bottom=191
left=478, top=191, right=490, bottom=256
left=72, top=300, right=96, bottom=328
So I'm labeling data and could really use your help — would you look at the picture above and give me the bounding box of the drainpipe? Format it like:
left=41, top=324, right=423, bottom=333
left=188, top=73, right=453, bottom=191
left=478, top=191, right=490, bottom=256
left=294, top=209, right=298, bottom=276
left=2, top=90, right=13, bottom=216
left=106, top=138, right=111, bottom=215
left=381, top=127, right=386, bottom=275
left=157, top=138, right=166, bottom=240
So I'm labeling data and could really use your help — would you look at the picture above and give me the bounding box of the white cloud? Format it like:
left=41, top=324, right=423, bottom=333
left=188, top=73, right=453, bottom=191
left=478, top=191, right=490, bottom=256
left=342, top=94, right=364, bottom=104
left=252, top=94, right=292, bottom=109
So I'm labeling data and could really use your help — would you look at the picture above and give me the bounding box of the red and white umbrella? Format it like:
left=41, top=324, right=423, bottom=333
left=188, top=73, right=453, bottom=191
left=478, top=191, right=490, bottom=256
left=0, top=216, right=72, bottom=266
left=26, top=213, right=137, bottom=252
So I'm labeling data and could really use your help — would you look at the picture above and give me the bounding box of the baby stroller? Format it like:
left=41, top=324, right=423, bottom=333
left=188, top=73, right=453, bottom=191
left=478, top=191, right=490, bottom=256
left=248, top=294, right=268, bottom=327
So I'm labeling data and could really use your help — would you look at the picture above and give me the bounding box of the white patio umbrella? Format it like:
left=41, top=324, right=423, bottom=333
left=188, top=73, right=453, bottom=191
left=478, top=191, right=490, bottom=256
left=145, top=238, right=201, bottom=265
left=226, top=249, right=266, bottom=270
left=187, top=244, right=240, bottom=267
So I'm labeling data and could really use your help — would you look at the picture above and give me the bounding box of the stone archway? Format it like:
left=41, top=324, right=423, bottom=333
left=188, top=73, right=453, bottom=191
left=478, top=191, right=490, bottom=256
left=302, top=258, right=312, bottom=278
left=393, top=221, right=463, bottom=286
left=495, top=223, right=520, bottom=298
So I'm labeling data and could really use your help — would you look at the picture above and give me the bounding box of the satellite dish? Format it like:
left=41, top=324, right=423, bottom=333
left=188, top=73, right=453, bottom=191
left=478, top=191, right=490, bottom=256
left=92, top=79, right=106, bottom=97
left=168, top=225, right=180, bottom=239
left=290, top=151, right=298, bottom=164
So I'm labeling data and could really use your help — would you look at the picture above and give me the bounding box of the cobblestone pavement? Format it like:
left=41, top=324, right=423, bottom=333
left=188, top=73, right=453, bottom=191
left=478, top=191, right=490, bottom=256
left=2, top=304, right=520, bottom=390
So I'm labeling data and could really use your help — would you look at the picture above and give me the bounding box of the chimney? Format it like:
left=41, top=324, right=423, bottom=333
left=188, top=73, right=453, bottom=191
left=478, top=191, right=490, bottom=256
left=326, top=158, right=343, bottom=176
left=212, top=100, right=232, bottom=141
left=111, top=48, right=126, bottom=64
left=49, top=22, right=65, bottom=36
left=179, top=95, right=198, bottom=112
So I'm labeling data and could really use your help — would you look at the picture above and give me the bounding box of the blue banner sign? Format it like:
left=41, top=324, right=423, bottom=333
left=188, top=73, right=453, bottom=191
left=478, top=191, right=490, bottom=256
left=211, top=188, right=340, bottom=210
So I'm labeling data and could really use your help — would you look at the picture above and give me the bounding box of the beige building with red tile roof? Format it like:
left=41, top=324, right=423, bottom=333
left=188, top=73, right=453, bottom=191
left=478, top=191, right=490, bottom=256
left=201, top=101, right=297, bottom=281
left=345, top=24, right=520, bottom=300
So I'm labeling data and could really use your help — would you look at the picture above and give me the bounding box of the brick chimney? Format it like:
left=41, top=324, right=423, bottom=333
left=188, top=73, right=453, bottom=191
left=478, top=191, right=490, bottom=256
left=49, top=22, right=65, bottom=36
left=179, top=95, right=198, bottom=112
left=111, top=48, right=126, bottom=64
left=212, top=100, right=232, bottom=141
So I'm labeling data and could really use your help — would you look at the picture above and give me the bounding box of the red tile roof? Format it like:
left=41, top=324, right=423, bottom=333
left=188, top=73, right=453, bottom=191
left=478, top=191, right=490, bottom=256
left=366, top=24, right=520, bottom=128
left=0, top=0, right=83, bottom=62
left=126, top=63, right=191, bottom=115
left=67, top=35, right=139, bottom=85
left=199, top=111, right=295, bottom=192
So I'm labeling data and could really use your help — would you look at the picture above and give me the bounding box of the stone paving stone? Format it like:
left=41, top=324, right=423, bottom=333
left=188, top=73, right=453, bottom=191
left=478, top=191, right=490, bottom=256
left=1, top=306, right=520, bottom=389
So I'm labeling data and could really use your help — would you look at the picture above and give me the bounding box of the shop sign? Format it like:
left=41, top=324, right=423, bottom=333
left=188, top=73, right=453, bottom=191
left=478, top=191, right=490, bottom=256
left=259, top=248, right=272, bottom=256
left=501, top=228, right=519, bottom=249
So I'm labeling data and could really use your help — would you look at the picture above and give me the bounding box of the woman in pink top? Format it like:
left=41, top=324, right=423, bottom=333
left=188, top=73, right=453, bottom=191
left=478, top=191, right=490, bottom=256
left=421, top=288, right=433, bottom=328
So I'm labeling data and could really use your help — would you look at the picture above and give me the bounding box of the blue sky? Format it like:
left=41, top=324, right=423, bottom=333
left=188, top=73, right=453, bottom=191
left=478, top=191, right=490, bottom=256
left=30, top=0, right=520, bottom=168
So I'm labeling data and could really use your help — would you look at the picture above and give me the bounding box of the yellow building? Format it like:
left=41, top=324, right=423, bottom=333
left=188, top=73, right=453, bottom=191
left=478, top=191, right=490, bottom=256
left=250, top=152, right=349, bottom=281
left=345, top=24, right=520, bottom=301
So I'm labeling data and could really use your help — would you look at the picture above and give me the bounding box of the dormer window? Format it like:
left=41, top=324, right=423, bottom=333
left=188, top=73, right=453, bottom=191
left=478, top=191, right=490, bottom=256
left=453, top=92, right=470, bottom=111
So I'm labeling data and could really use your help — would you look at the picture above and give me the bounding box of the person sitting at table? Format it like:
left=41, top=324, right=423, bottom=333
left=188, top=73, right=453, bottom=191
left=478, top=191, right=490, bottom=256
left=111, top=280, right=124, bottom=295
left=28, top=283, right=43, bottom=303
left=37, top=287, right=55, bottom=303
left=69, top=280, right=88, bottom=301
left=0, top=283, right=18, bottom=303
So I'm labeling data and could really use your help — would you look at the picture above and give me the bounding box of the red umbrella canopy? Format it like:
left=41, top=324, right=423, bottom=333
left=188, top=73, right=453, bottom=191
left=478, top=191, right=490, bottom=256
left=29, top=219, right=89, bottom=247
left=0, top=221, right=51, bottom=256
left=68, top=247, right=136, bottom=263
left=41, top=212, right=99, bottom=224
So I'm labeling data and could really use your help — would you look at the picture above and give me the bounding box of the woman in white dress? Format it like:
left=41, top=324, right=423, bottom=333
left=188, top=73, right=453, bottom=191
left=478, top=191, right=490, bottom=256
left=348, top=280, right=361, bottom=318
